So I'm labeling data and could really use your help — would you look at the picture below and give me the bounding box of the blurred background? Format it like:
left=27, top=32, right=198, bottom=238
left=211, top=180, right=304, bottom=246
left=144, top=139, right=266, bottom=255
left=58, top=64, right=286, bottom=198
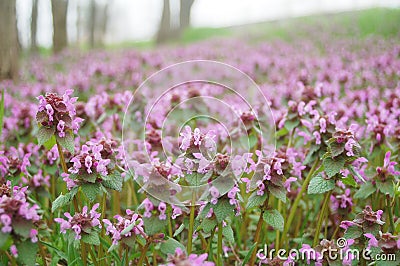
left=1, top=0, right=400, bottom=80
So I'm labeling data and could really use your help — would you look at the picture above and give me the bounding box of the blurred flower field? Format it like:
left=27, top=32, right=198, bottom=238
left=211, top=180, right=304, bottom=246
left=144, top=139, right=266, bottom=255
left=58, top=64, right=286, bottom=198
left=0, top=10, right=400, bottom=266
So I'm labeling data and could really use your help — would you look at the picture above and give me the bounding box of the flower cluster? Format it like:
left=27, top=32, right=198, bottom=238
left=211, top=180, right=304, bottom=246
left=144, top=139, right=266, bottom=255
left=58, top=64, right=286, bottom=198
left=36, top=90, right=83, bottom=138
left=54, top=204, right=101, bottom=240
left=103, top=209, right=146, bottom=245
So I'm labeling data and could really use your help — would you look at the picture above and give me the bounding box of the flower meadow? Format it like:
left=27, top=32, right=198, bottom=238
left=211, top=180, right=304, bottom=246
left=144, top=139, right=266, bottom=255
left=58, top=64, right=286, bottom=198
left=0, top=28, right=400, bottom=266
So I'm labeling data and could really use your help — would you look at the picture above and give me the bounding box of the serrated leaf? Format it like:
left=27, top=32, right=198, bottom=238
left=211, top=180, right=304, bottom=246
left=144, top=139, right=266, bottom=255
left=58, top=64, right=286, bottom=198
left=143, top=216, right=167, bottom=235
left=56, top=131, right=75, bottom=154
left=246, top=192, right=267, bottom=209
left=376, top=181, right=394, bottom=197
left=199, top=218, right=217, bottom=233
left=329, top=141, right=344, bottom=157
left=354, top=182, right=376, bottom=199
left=323, top=156, right=345, bottom=178
left=307, top=174, right=335, bottom=194
left=341, top=176, right=358, bottom=187
left=222, top=225, right=235, bottom=243
left=52, top=187, right=78, bottom=212
left=102, top=171, right=123, bottom=191
left=268, top=185, right=286, bottom=203
left=16, top=240, right=38, bottom=266
left=344, top=225, right=363, bottom=239
left=38, top=126, right=55, bottom=146
left=81, top=183, right=101, bottom=202
left=81, top=231, right=100, bottom=245
left=263, top=209, right=284, bottom=231
left=213, top=199, right=235, bottom=222
left=13, top=219, right=33, bottom=238
left=160, top=238, right=185, bottom=255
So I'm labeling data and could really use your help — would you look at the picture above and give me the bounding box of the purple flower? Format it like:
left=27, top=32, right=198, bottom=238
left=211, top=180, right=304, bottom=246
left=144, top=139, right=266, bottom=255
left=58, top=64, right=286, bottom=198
left=54, top=204, right=101, bottom=240
left=284, top=177, right=297, bottom=192
left=10, top=245, right=18, bottom=257
left=103, top=209, right=146, bottom=245
left=364, top=233, right=379, bottom=249
left=57, top=120, right=66, bottom=138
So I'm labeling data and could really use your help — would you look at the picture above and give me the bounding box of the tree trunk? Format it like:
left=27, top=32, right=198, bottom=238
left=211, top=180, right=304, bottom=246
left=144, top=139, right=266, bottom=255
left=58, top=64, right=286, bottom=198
left=156, top=0, right=171, bottom=44
left=0, top=0, right=19, bottom=81
left=51, top=0, right=68, bottom=53
left=88, top=0, right=96, bottom=48
left=31, top=0, right=39, bottom=53
left=98, top=1, right=110, bottom=47
left=179, top=0, right=194, bottom=30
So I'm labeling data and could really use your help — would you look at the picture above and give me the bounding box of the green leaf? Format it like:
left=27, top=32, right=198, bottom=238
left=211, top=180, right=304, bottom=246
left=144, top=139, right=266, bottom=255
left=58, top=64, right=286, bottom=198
left=13, top=219, right=33, bottom=238
left=284, top=119, right=300, bottom=131
left=246, top=192, right=267, bottom=209
left=102, top=171, right=123, bottom=191
left=160, top=238, right=185, bottom=255
left=143, top=216, right=167, bottom=235
left=38, top=126, right=55, bottom=146
left=222, top=225, right=235, bottom=243
left=241, top=243, right=258, bottom=266
left=81, top=231, right=100, bottom=245
left=81, top=183, right=101, bottom=202
left=329, top=141, right=344, bottom=157
left=376, top=181, right=394, bottom=197
left=248, top=133, right=258, bottom=149
left=344, top=225, right=363, bottom=239
left=16, top=240, right=38, bottom=266
left=307, top=174, right=335, bottom=194
left=341, top=176, right=358, bottom=188
left=263, top=209, right=284, bottom=231
left=0, top=232, right=10, bottom=249
left=56, top=131, right=75, bottom=154
left=52, top=187, right=78, bottom=212
left=268, top=185, right=286, bottom=203
left=173, top=224, right=185, bottom=237
left=323, top=156, right=345, bottom=178
left=275, top=127, right=289, bottom=137
left=43, top=135, right=57, bottom=150
left=199, top=218, right=217, bottom=233
left=354, top=182, right=376, bottom=199
left=213, top=199, right=235, bottom=223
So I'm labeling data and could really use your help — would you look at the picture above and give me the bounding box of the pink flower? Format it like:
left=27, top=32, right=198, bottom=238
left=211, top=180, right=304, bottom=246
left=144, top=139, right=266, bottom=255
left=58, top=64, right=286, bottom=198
left=10, top=245, right=18, bottom=257
left=57, top=120, right=66, bottom=138
left=284, top=177, right=297, bottom=192
left=364, top=233, right=379, bottom=249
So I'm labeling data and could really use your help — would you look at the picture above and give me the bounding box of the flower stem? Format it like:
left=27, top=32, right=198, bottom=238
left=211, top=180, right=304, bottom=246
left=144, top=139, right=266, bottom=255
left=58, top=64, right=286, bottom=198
left=386, top=194, right=395, bottom=233
left=282, top=158, right=320, bottom=246
left=313, top=190, right=332, bottom=246
left=88, top=246, right=99, bottom=266
left=187, top=195, right=196, bottom=254
left=98, top=194, right=107, bottom=264
left=249, top=207, right=265, bottom=266
left=275, top=199, right=281, bottom=250
left=138, top=241, right=151, bottom=266
left=217, top=222, right=223, bottom=266
left=81, top=242, right=88, bottom=266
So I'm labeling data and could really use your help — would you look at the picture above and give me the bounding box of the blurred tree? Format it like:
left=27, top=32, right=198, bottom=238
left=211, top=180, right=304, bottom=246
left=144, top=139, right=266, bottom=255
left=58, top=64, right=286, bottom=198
left=179, top=0, right=195, bottom=31
left=88, top=0, right=110, bottom=48
left=31, top=0, right=39, bottom=53
left=0, top=0, right=19, bottom=81
left=51, top=0, right=68, bottom=53
left=88, top=0, right=96, bottom=48
left=156, top=0, right=172, bottom=44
